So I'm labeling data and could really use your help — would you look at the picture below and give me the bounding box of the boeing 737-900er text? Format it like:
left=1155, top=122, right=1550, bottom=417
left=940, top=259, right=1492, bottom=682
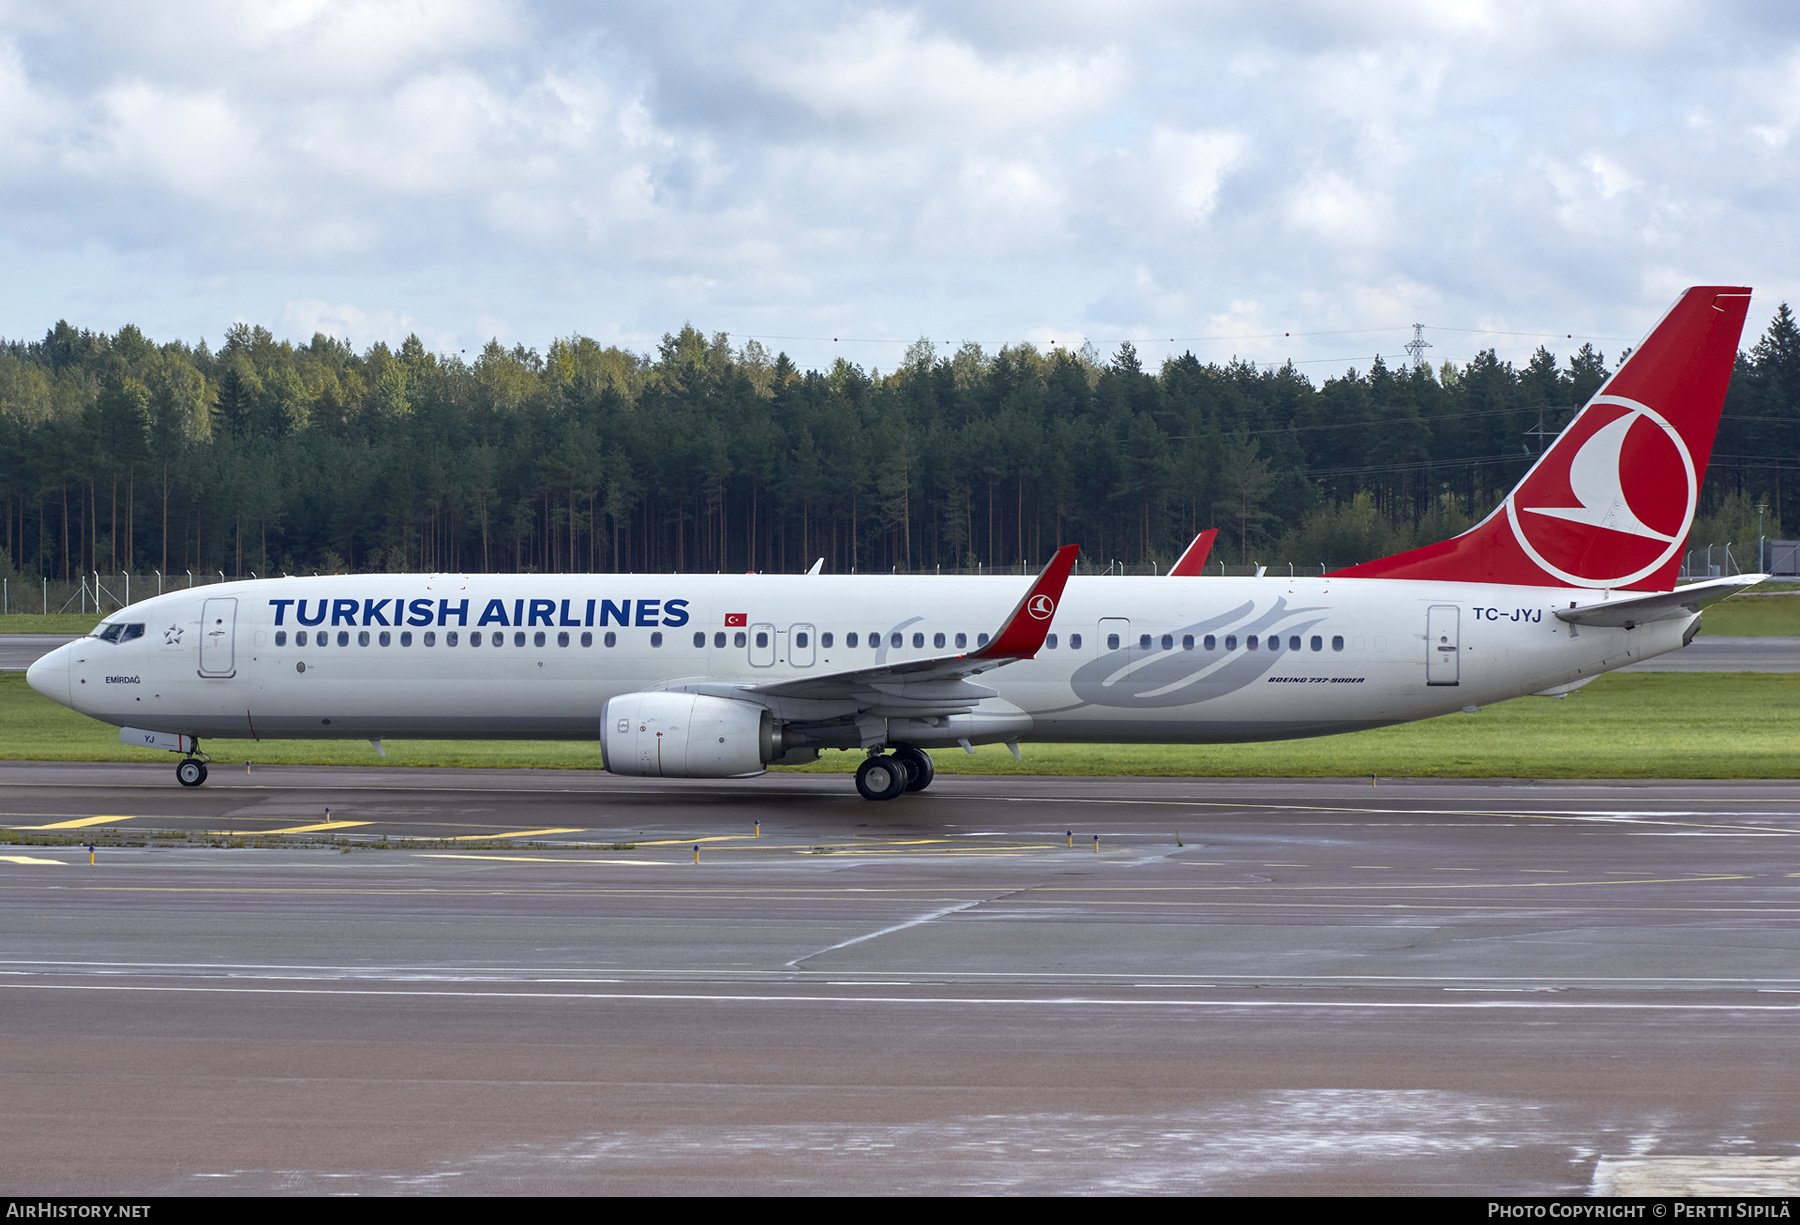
left=27, top=286, right=1760, bottom=800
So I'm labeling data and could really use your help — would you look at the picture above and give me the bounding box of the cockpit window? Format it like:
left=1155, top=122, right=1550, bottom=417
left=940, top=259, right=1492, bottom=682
left=89, top=622, right=145, bottom=644
left=121, top=623, right=144, bottom=642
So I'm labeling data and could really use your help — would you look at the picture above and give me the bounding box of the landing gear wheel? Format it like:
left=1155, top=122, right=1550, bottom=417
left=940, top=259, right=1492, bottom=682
left=855, top=755, right=909, bottom=801
left=892, top=745, right=934, bottom=791
left=176, top=758, right=208, bottom=788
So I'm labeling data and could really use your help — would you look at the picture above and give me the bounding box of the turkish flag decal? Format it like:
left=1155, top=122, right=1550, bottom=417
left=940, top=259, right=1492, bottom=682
left=724, top=613, right=747, bottom=627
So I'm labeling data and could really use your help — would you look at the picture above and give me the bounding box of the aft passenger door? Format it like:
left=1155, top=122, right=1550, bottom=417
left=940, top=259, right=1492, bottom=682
left=199, top=597, right=238, bottom=678
left=1426, top=605, right=1459, bottom=686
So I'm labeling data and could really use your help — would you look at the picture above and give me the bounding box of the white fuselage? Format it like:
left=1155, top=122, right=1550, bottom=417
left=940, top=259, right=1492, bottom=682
left=29, top=572, right=1687, bottom=749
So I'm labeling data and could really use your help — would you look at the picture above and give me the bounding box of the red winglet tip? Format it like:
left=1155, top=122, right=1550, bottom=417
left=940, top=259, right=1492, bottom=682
left=975, top=544, right=1081, bottom=660
left=1169, top=528, right=1218, bottom=577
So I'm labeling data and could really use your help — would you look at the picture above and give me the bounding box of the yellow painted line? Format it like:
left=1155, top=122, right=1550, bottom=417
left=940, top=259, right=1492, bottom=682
left=417, top=853, right=667, bottom=866
left=447, top=828, right=588, bottom=840
left=0, top=855, right=69, bottom=865
left=17, top=816, right=135, bottom=830
left=261, top=820, right=375, bottom=834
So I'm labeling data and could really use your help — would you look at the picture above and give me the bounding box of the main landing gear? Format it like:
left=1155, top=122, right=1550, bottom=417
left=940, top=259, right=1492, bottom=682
left=176, top=746, right=210, bottom=788
left=855, top=745, right=935, bottom=801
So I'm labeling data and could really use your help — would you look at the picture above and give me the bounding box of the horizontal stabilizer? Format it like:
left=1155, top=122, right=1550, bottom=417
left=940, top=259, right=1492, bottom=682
left=1553, top=574, right=1763, bottom=628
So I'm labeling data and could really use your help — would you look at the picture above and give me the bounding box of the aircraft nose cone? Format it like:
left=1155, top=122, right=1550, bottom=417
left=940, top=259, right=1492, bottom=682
left=26, top=643, right=71, bottom=706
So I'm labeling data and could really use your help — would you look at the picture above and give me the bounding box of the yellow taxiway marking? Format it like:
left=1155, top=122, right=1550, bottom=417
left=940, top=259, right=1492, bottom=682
left=447, top=828, right=589, bottom=840
left=0, top=856, right=69, bottom=865
left=260, top=820, right=375, bottom=834
left=17, top=816, right=134, bottom=830
left=418, top=853, right=667, bottom=866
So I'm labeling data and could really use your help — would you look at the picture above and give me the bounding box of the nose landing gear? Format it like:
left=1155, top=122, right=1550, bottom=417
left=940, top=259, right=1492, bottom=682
left=176, top=745, right=210, bottom=788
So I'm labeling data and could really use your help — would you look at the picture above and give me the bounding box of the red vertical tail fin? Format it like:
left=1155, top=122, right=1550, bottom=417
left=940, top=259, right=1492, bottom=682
left=1330, top=286, right=1752, bottom=591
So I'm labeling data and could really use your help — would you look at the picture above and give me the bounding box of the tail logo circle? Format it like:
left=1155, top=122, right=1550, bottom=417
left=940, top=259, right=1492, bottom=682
left=1504, top=395, right=1695, bottom=588
left=1028, top=594, right=1055, bottom=620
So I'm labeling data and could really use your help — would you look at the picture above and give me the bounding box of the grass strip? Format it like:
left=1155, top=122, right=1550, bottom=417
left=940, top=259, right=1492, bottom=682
left=1, top=669, right=1796, bottom=779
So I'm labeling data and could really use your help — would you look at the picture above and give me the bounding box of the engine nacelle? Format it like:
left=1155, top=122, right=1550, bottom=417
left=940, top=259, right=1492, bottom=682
left=600, top=692, right=776, bottom=778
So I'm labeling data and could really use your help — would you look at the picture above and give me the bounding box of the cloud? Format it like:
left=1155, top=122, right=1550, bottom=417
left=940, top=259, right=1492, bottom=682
left=0, top=1, right=1796, bottom=370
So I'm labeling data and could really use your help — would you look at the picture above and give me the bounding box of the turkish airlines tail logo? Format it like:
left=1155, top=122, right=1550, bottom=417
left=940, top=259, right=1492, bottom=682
left=1506, top=396, right=1694, bottom=587
left=1330, top=286, right=1751, bottom=592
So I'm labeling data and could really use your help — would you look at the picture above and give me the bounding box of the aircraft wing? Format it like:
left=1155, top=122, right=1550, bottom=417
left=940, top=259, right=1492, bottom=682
left=666, top=546, right=1079, bottom=733
left=748, top=544, right=1079, bottom=700
left=1554, top=574, right=1763, bottom=628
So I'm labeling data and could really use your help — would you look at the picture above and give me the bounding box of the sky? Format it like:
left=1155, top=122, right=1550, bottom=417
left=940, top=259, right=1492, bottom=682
left=2, top=0, right=1798, bottom=375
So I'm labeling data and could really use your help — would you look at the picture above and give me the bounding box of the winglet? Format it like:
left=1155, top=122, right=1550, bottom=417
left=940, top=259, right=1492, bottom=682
left=1168, top=529, right=1218, bottom=577
left=971, top=544, right=1080, bottom=661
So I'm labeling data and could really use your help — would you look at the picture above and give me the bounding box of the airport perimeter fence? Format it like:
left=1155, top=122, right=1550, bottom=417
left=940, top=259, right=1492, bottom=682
left=1, top=571, right=239, bottom=619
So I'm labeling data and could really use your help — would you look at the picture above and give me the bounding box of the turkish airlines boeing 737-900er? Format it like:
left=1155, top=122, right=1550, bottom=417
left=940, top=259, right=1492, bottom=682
left=27, top=286, right=1760, bottom=800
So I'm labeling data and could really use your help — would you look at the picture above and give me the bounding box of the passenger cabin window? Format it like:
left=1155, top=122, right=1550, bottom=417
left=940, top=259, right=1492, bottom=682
left=1139, top=634, right=1152, bottom=650
left=755, top=631, right=769, bottom=648
left=846, top=632, right=859, bottom=648
left=336, top=631, right=349, bottom=647
left=1183, top=635, right=1194, bottom=650
left=933, top=632, right=945, bottom=648
left=796, top=631, right=810, bottom=648
left=1224, top=635, right=1237, bottom=650
left=1161, top=634, right=1173, bottom=650
left=1247, top=635, right=1259, bottom=650
left=514, top=631, right=527, bottom=647
left=890, top=632, right=903, bottom=648
left=1107, top=634, right=1120, bottom=650
left=1046, top=634, right=1057, bottom=649
left=912, top=632, right=924, bottom=648
left=471, top=632, right=483, bottom=647
left=423, top=631, right=435, bottom=646
left=379, top=631, right=391, bottom=647
left=978, top=633, right=989, bottom=647
left=400, top=631, right=412, bottom=646
left=1332, top=635, right=1345, bottom=651
left=822, top=632, right=834, bottom=648
left=714, top=632, right=726, bottom=648
left=1289, top=635, right=1301, bottom=651
left=695, top=632, right=707, bottom=648
left=533, top=631, right=546, bottom=647
left=650, top=632, right=663, bottom=647
left=955, top=632, right=967, bottom=648
left=580, top=631, right=592, bottom=647
left=358, top=631, right=370, bottom=647
left=603, top=631, right=615, bottom=647
left=558, top=631, right=569, bottom=647
left=1310, top=635, right=1322, bottom=651
left=1069, top=633, right=1081, bottom=649
left=733, top=631, right=747, bottom=648
left=447, top=631, right=459, bottom=646
left=1203, top=635, right=1215, bottom=650
left=275, top=631, right=287, bottom=647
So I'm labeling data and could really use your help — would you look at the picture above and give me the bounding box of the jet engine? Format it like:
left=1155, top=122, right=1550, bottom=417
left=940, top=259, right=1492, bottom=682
left=600, top=692, right=781, bottom=778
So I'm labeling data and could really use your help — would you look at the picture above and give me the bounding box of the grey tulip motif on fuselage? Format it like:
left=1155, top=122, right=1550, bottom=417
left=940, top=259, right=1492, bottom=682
left=1066, top=597, right=1330, bottom=709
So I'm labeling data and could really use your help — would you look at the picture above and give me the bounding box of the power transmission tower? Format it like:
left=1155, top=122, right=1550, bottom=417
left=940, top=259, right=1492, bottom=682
left=1403, top=323, right=1432, bottom=371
